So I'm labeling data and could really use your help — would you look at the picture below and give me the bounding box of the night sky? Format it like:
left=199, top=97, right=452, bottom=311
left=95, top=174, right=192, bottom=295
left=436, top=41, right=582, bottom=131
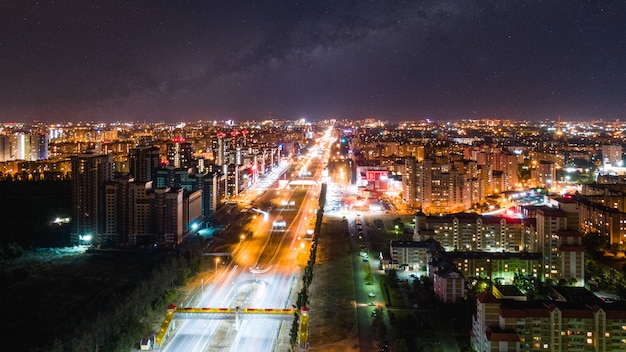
left=1, top=1, right=625, bottom=123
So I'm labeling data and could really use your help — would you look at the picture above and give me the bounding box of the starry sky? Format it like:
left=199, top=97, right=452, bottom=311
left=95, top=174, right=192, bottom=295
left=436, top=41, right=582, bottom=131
left=1, top=1, right=625, bottom=123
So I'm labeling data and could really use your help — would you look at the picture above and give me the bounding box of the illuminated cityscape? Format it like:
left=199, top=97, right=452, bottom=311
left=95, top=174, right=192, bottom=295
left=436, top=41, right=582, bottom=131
left=2, top=1, right=626, bottom=352
left=1, top=118, right=626, bottom=351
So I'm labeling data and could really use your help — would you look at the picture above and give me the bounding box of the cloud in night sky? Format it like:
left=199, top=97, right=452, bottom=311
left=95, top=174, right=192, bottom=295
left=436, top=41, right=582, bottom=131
left=0, top=0, right=625, bottom=122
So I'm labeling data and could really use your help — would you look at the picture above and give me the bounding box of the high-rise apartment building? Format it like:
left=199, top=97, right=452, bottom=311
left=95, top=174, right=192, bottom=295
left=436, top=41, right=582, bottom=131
left=35, top=132, right=49, bottom=160
left=71, top=153, right=114, bottom=244
left=129, top=146, right=160, bottom=182
left=216, top=132, right=226, bottom=166
left=166, top=137, right=192, bottom=168
left=536, top=207, right=567, bottom=280
left=104, top=178, right=194, bottom=246
left=403, top=156, right=418, bottom=208
left=535, top=205, right=584, bottom=285
left=404, top=158, right=483, bottom=213
left=497, top=152, right=519, bottom=191
left=578, top=183, right=626, bottom=249
left=558, top=230, right=585, bottom=284
left=198, top=172, right=220, bottom=219
left=0, top=135, right=10, bottom=161
left=152, top=187, right=184, bottom=245
left=225, top=164, right=241, bottom=199
left=9, top=132, right=50, bottom=161
left=104, top=176, right=132, bottom=245
left=532, top=161, right=556, bottom=188
left=602, top=144, right=623, bottom=166
left=11, top=133, right=30, bottom=160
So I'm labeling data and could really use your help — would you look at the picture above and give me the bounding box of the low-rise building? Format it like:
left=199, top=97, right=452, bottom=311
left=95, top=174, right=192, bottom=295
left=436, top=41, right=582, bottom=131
left=389, top=240, right=431, bottom=271
left=433, top=268, right=465, bottom=303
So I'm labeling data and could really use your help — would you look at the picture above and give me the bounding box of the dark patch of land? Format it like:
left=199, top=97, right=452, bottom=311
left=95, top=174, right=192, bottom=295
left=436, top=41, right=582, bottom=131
left=0, top=180, right=72, bottom=249
left=308, top=216, right=359, bottom=351
left=0, top=247, right=205, bottom=351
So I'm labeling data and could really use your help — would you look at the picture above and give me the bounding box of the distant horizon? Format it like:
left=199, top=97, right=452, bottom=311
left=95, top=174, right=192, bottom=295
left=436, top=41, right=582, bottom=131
left=0, top=115, right=623, bottom=126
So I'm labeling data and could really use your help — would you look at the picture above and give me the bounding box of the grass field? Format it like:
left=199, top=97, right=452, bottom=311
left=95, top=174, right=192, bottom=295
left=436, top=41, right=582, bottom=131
left=308, top=216, right=360, bottom=351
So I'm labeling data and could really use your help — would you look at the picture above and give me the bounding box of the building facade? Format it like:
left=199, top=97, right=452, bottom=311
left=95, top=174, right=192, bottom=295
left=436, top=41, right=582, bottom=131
left=472, top=289, right=626, bottom=352
left=71, top=153, right=114, bottom=244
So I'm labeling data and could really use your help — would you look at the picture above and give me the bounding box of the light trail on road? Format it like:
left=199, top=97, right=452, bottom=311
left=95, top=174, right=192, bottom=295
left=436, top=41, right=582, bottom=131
left=160, top=127, right=335, bottom=351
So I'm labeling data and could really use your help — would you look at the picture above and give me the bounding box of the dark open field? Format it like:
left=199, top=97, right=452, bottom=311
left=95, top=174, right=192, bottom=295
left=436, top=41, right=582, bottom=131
left=0, top=180, right=72, bottom=249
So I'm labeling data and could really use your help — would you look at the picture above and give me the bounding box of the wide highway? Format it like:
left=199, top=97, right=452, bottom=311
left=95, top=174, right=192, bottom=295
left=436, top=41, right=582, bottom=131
left=160, top=128, right=335, bottom=352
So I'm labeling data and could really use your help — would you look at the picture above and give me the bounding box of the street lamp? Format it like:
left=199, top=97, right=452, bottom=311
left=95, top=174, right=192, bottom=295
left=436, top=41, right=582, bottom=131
left=215, top=257, right=220, bottom=272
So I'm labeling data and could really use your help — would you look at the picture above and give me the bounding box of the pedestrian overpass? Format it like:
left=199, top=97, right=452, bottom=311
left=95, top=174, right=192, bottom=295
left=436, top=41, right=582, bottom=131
left=288, top=179, right=320, bottom=186
left=155, top=305, right=309, bottom=348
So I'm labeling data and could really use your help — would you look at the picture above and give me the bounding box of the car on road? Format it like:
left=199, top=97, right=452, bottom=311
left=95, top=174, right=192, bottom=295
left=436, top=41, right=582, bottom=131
left=365, top=282, right=373, bottom=285
left=368, top=292, right=376, bottom=297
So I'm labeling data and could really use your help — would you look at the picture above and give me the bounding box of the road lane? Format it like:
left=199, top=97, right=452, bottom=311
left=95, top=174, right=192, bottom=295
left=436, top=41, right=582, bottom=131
left=160, top=128, right=335, bottom=351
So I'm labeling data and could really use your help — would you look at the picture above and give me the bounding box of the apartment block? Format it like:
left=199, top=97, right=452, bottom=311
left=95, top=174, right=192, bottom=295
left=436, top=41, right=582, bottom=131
left=472, top=288, right=626, bottom=352
left=389, top=240, right=431, bottom=271
left=414, top=212, right=526, bottom=252
left=577, top=184, right=626, bottom=249
left=71, top=153, right=114, bottom=244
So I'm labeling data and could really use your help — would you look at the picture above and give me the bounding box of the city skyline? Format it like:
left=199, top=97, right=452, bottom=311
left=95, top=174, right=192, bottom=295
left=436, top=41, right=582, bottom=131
left=1, top=1, right=625, bottom=123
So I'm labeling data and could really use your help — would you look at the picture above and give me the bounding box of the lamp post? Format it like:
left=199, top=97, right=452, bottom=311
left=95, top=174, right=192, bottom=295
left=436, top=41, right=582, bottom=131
left=215, top=257, right=220, bottom=272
